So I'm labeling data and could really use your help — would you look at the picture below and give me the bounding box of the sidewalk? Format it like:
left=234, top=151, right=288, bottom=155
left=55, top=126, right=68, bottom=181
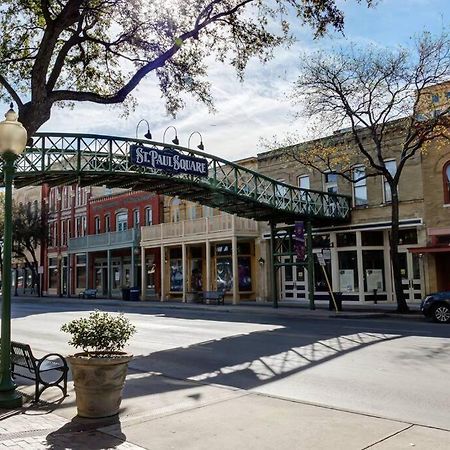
left=1, top=296, right=446, bottom=449
left=12, top=293, right=423, bottom=321
left=1, top=373, right=449, bottom=450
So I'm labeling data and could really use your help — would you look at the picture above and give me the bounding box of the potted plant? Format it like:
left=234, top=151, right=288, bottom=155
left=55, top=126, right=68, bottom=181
left=61, top=310, right=136, bottom=418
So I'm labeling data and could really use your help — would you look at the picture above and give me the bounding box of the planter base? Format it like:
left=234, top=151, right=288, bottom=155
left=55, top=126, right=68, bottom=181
left=67, top=353, right=132, bottom=418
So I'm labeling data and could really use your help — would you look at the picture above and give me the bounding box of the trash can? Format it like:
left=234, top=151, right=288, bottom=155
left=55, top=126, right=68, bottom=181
left=122, top=287, right=130, bottom=301
left=328, top=291, right=343, bottom=311
left=129, top=287, right=140, bottom=301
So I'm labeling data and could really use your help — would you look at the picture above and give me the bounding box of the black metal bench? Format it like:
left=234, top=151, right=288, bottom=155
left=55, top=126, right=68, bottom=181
left=78, top=288, right=97, bottom=299
left=201, top=290, right=225, bottom=305
left=10, top=341, right=68, bottom=402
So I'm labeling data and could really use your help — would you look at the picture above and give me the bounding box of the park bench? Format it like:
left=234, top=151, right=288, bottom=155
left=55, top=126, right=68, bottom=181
left=10, top=341, right=68, bottom=402
left=78, top=288, right=97, bottom=299
left=201, top=290, right=225, bottom=305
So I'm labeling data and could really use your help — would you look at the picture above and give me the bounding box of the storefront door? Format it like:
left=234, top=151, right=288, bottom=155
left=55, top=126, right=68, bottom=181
left=280, top=257, right=306, bottom=301
left=398, top=251, right=422, bottom=302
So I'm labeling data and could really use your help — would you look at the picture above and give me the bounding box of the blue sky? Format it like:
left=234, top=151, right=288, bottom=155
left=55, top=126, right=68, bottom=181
left=10, top=0, right=450, bottom=161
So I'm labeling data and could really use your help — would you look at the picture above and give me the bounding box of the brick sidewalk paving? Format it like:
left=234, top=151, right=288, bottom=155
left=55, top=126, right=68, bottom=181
left=0, top=408, right=145, bottom=449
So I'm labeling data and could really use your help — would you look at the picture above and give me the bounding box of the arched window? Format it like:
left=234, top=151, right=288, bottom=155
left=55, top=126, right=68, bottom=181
left=443, top=162, right=450, bottom=204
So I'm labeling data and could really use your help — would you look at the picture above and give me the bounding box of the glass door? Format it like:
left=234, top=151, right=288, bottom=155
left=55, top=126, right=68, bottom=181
left=398, top=251, right=422, bottom=302
left=280, top=257, right=306, bottom=301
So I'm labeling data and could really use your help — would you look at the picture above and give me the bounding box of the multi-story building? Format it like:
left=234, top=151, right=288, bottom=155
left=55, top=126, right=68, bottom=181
left=67, top=190, right=161, bottom=298
left=255, top=83, right=450, bottom=304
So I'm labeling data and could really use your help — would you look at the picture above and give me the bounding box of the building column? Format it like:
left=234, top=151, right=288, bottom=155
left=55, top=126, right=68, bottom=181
left=270, top=222, right=278, bottom=308
left=232, top=236, right=239, bottom=304
left=131, top=247, right=135, bottom=288
left=206, top=240, right=211, bottom=291
left=182, top=243, right=187, bottom=302
left=107, top=250, right=112, bottom=298
left=355, top=231, right=364, bottom=303
left=160, top=245, right=165, bottom=302
left=141, top=247, right=146, bottom=301
left=85, top=252, right=89, bottom=289
left=306, top=220, right=315, bottom=310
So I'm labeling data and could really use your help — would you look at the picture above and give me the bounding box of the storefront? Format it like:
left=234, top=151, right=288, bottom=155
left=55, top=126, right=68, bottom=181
left=278, top=221, right=424, bottom=304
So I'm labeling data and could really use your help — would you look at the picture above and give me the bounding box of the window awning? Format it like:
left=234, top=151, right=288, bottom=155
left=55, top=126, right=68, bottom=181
left=408, top=246, right=450, bottom=253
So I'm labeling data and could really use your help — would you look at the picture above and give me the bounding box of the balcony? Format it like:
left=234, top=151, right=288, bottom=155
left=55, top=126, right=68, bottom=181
left=141, top=215, right=259, bottom=245
left=68, top=228, right=140, bottom=253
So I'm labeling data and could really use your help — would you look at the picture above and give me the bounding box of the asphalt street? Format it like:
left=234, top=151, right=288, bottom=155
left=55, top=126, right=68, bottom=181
left=8, top=298, right=450, bottom=432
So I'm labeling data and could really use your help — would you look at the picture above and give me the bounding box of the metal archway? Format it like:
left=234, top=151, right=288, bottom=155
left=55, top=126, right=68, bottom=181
left=5, top=132, right=351, bottom=224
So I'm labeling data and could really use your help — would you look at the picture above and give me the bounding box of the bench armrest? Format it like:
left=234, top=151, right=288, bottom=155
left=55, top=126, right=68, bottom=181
left=37, top=353, right=68, bottom=373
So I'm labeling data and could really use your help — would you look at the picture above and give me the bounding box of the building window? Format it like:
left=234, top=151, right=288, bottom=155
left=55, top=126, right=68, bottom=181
left=298, top=175, right=310, bottom=190
left=82, top=216, right=87, bottom=236
left=105, top=214, right=111, bottom=232
left=76, top=255, right=86, bottom=288
left=170, top=197, right=181, bottom=223
left=116, top=211, right=128, bottom=232
left=133, top=209, right=140, bottom=228
left=216, top=244, right=233, bottom=291
left=336, top=232, right=356, bottom=247
left=338, top=251, right=358, bottom=292
left=169, top=248, right=183, bottom=292
left=145, top=207, right=153, bottom=225
left=48, top=258, right=58, bottom=289
left=203, top=206, right=214, bottom=218
left=353, top=166, right=368, bottom=206
left=363, top=250, right=385, bottom=293
left=431, top=94, right=440, bottom=103
left=187, top=204, right=197, bottom=220
left=94, top=216, right=101, bottom=234
left=383, top=160, right=397, bottom=203
left=443, top=162, right=450, bottom=204
left=62, top=221, right=67, bottom=246
left=324, top=172, right=338, bottom=194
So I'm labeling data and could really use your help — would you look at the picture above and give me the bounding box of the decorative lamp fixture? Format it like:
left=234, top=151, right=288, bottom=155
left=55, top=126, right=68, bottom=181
left=0, top=103, right=27, bottom=408
left=135, top=119, right=152, bottom=140
left=0, top=103, right=27, bottom=155
left=163, top=126, right=179, bottom=145
left=188, top=131, right=204, bottom=151
left=258, top=257, right=265, bottom=266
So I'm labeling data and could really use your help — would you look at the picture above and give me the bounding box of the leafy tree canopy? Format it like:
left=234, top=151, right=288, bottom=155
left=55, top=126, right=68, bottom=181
left=0, top=0, right=372, bottom=135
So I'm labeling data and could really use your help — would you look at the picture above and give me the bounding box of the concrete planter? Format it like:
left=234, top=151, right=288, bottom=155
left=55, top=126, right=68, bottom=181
left=67, top=352, right=132, bottom=418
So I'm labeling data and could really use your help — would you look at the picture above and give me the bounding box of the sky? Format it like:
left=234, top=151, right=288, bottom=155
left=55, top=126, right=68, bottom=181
left=5, top=0, right=450, bottom=162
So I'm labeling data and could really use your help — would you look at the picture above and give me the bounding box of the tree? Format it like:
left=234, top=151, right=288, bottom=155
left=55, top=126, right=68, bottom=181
left=12, top=201, right=48, bottom=297
left=279, top=32, right=450, bottom=312
left=0, top=0, right=373, bottom=136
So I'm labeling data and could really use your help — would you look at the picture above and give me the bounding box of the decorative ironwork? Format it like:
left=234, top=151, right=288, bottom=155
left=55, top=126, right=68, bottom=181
left=3, top=132, right=351, bottom=223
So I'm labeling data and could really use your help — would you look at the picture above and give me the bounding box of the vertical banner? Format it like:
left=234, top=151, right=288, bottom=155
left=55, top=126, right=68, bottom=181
left=294, top=221, right=306, bottom=262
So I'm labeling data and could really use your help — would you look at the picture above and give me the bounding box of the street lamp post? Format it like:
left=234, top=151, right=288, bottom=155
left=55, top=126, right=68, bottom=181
left=0, top=104, right=27, bottom=408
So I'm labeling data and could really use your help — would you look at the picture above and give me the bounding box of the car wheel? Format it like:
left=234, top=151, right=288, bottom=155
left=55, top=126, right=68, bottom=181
left=432, top=304, right=450, bottom=323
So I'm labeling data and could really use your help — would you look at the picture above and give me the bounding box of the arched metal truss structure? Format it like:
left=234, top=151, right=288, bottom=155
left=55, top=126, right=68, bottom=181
left=4, top=132, right=351, bottom=224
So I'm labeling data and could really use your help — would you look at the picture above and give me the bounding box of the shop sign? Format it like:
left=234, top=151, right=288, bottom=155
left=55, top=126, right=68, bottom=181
left=317, top=253, right=326, bottom=266
left=130, top=144, right=208, bottom=177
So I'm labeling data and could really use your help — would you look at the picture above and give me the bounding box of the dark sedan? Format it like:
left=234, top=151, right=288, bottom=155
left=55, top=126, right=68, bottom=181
left=421, top=292, right=450, bottom=323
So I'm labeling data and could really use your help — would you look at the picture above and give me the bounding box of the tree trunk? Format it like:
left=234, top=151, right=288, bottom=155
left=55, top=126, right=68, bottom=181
left=389, top=186, right=410, bottom=313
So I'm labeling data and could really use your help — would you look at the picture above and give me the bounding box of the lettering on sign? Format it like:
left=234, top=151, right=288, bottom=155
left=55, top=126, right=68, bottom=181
left=130, top=144, right=208, bottom=177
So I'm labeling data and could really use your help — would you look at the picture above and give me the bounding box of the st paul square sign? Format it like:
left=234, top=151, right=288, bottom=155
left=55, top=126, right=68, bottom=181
left=130, top=144, right=208, bottom=177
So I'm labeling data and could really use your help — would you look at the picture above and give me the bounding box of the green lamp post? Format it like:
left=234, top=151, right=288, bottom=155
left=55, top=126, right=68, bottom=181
left=0, top=104, right=27, bottom=408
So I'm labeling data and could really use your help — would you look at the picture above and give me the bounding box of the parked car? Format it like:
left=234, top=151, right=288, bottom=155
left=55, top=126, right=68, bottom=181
left=420, top=292, right=450, bottom=323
